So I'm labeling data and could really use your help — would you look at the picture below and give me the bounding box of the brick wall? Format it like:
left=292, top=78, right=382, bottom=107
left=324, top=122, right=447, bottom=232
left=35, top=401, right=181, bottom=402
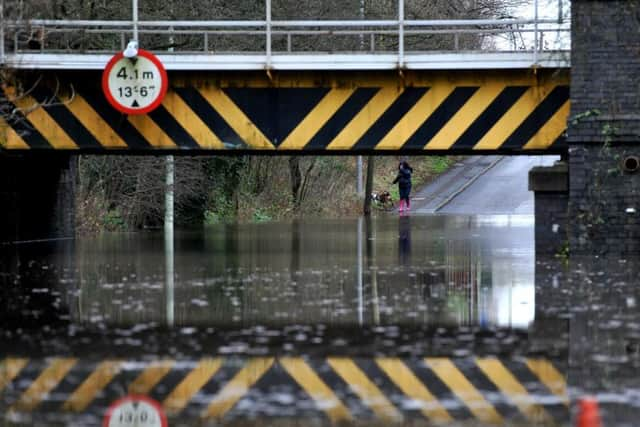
left=569, top=0, right=640, bottom=255
left=529, top=163, right=569, bottom=255
left=569, top=144, right=640, bottom=254
left=570, top=0, right=640, bottom=139
left=535, top=192, right=569, bottom=255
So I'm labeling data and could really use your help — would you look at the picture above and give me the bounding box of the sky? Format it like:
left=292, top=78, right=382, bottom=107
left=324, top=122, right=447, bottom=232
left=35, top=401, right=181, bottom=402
left=494, top=0, right=570, bottom=50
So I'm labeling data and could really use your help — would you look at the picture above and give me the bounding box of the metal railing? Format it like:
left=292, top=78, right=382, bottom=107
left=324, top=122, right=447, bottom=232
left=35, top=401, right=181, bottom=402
left=0, top=0, right=570, bottom=68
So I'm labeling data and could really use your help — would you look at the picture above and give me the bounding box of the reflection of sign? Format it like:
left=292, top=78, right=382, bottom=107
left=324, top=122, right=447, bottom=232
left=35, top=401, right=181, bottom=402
left=102, top=49, right=168, bottom=115
left=103, top=395, right=168, bottom=427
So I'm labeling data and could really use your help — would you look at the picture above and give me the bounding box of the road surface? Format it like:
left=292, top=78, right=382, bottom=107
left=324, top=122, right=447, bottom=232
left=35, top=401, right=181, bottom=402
left=412, top=155, right=559, bottom=214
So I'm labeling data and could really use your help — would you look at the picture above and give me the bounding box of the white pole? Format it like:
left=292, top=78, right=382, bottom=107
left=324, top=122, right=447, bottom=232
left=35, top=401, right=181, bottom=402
left=371, top=221, right=380, bottom=326
left=357, top=216, right=363, bottom=325
left=359, top=0, right=365, bottom=50
left=357, top=156, right=363, bottom=197
left=558, top=0, right=563, bottom=22
left=0, top=0, right=4, bottom=64
left=533, top=0, right=538, bottom=65
left=165, top=156, right=174, bottom=242
left=398, top=0, right=404, bottom=68
left=165, top=155, right=174, bottom=327
left=132, top=0, right=139, bottom=41
left=266, top=0, right=272, bottom=69
left=357, top=1, right=365, bottom=195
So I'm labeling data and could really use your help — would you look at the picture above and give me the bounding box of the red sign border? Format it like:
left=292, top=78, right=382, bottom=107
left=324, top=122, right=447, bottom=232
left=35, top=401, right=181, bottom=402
left=102, top=49, right=168, bottom=115
left=102, top=394, right=168, bottom=427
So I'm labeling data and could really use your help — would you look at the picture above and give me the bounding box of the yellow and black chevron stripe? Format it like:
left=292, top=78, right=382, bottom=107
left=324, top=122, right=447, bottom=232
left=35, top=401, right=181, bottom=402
left=0, top=70, right=569, bottom=153
left=1, top=356, right=568, bottom=424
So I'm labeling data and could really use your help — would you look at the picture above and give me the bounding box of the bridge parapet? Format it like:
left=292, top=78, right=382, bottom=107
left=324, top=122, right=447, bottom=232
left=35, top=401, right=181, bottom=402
left=1, top=17, right=570, bottom=70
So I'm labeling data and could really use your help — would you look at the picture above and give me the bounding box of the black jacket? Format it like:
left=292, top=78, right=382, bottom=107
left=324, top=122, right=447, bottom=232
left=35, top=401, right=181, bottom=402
left=393, top=165, right=413, bottom=188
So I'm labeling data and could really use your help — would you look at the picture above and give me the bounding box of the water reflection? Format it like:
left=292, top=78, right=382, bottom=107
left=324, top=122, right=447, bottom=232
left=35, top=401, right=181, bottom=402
left=0, top=215, right=571, bottom=426
left=66, top=216, right=536, bottom=329
left=563, top=257, right=640, bottom=426
left=8, top=217, right=640, bottom=425
left=0, top=239, right=74, bottom=329
left=165, top=217, right=175, bottom=328
left=398, top=215, right=411, bottom=266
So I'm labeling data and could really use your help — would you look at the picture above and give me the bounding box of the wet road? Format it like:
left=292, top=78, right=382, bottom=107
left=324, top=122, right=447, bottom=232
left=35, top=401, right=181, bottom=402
left=414, top=156, right=559, bottom=214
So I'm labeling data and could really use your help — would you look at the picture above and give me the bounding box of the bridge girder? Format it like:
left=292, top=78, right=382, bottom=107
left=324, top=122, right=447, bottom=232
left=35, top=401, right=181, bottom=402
left=1, top=69, right=569, bottom=154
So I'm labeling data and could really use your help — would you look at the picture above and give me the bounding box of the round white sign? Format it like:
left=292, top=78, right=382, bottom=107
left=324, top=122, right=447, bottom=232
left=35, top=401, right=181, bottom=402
left=103, top=395, right=167, bottom=427
left=102, top=49, right=168, bottom=115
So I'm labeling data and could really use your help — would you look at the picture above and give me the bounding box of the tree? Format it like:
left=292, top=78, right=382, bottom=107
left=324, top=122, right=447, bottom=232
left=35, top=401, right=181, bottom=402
left=363, top=156, right=375, bottom=216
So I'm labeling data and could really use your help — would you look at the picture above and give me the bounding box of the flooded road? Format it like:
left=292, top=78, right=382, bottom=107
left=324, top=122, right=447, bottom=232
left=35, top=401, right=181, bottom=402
left=0, top=215, right=638, bottom=425
left=73, top=216, right=535, bottom=329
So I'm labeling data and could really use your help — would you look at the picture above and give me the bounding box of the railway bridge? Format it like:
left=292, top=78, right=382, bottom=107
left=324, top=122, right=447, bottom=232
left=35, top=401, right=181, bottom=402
left=0, top=0, right=638, bottom=255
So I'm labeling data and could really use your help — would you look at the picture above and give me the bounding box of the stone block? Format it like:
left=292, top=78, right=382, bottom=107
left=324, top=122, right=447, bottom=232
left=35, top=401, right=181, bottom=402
left=529, top=162, right=568, bottom=192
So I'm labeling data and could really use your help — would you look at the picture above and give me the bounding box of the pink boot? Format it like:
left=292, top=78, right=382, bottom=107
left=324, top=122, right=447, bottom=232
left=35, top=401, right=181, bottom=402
left=406, top=199, right=410, bottom=211
left=398, top=199, right=405, bottom=212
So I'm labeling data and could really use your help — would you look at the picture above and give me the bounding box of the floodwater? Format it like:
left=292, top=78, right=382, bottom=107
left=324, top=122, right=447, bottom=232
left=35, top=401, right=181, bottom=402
left=1, top=215, right=639, bottom=426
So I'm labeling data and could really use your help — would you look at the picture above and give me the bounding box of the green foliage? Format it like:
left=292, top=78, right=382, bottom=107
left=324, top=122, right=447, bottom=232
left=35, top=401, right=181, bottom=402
left=570, top=109, right=600, bottom=126
left=556, top=240, right=569, bottom=265
left=601, top=123, right=619, bottom=141
left=102, top=209, right=125, bottom=230
left=253, top=209, right=273, bottom=223
left=203, top=210, right=222, bottom=225
left=204, top=197, right=235, bottom=224
left=390, top=187, right=400, bottom=201
left=428, top=156, right=452, bottom=174
left=576, top=120, right=624, bottom=245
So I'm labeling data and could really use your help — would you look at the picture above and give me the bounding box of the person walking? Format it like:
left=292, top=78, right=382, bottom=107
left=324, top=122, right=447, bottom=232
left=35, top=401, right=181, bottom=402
left=393, top=160, right=413, bottom=213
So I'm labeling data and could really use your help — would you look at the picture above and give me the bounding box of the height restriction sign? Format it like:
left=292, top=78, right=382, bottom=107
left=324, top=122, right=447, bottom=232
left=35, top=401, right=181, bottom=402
left=102, top=49, right=168, bottom=115
left=103, top=395, right=168, bottom=427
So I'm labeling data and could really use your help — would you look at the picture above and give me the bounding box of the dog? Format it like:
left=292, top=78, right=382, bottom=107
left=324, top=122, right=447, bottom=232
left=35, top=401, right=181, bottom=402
left=372, top=191, right=392, bottom=204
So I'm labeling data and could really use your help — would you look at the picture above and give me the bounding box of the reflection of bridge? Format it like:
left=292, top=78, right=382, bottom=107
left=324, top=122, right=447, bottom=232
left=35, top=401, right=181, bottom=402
left=1, top=356, right=568, bottom=424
